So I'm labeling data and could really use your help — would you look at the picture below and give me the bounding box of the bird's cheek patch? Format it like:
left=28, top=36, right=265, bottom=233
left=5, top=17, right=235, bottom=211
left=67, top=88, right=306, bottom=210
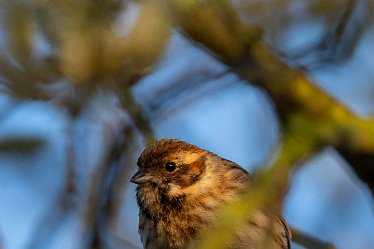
left=177, top=156, right=207, bottom=188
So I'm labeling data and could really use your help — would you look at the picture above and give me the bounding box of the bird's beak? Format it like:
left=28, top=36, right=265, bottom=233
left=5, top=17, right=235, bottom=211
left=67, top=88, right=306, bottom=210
left=130, top=169, right=153, bottom=184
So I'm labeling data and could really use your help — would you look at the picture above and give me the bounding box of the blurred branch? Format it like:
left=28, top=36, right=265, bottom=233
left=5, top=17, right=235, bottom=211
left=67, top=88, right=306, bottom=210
left=285, top=0, right=370, bottom=69
left=82, top=107, right=143, bottom=249
left=112, top=235, right=142, bottom=249
left=170, top=0, right=374, bottom=193
left=0, top=1, right=60, bottom=100
left=141, top=69, right=231, bottom=122
left=337, top=149, right=374, bottom=196
left=83, top=122, right=127, bottom=249
left=0, top=136, right=45, bottom=154
left=121, top=88, right=155, bottom=145
left=0, top=0, right=172, bottom=106
left=26, top=114, right=78, bottom=249
left=290, top=227, right=337, bottom=249
left=166, top=0, right=372, bottom=248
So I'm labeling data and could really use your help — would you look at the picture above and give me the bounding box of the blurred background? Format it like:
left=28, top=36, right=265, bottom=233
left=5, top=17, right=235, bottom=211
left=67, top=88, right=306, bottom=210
left=0, top=0, right=373, bottom=249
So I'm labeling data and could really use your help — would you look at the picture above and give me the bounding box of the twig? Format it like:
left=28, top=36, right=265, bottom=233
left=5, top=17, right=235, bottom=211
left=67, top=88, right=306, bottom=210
left=82, top=101, right=144, bottom=249
left=291, top=227, right=337, bottom=249
left=25, top=113, right=78, bottom=249
left=172, top=0, right=374, bottom=196
left=121, top=88, right=155, bottom=145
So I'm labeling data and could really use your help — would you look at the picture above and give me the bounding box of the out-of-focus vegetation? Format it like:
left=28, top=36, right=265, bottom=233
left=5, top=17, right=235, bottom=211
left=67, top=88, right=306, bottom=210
left=0, top=136, right=44, bottom=154
left=0, top=0, right=373, bottom=248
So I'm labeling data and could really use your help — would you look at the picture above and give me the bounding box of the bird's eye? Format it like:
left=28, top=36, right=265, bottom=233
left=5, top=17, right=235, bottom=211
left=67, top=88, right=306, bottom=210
left=165, top=162, right=176, bottom=172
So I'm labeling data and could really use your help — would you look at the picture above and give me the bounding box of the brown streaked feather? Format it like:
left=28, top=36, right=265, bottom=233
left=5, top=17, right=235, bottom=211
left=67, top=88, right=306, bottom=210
left=133, top=139, right=291, bottom=249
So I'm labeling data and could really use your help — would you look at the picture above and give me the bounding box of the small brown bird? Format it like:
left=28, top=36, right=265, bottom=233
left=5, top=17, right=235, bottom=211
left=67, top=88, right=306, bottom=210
left=131, top=139, right=291, bottom=249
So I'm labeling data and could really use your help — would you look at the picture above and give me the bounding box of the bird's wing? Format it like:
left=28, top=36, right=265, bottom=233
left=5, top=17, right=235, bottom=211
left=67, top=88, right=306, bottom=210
left=278, top=216, right=292, bottom=249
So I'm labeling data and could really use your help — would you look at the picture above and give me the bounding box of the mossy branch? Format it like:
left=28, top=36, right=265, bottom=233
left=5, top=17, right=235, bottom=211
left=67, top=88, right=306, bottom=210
left=168, top=0, right=372, bottom=247
left=170, top=0, right=374, bottom=191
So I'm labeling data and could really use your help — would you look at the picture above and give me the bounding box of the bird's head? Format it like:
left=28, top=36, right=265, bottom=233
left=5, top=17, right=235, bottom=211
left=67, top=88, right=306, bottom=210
left=130, top=139, right=209, bottom=191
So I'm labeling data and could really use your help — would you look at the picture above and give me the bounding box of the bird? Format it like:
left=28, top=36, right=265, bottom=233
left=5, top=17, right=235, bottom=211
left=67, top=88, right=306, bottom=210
left=130, top=139, right=291, bottom=249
